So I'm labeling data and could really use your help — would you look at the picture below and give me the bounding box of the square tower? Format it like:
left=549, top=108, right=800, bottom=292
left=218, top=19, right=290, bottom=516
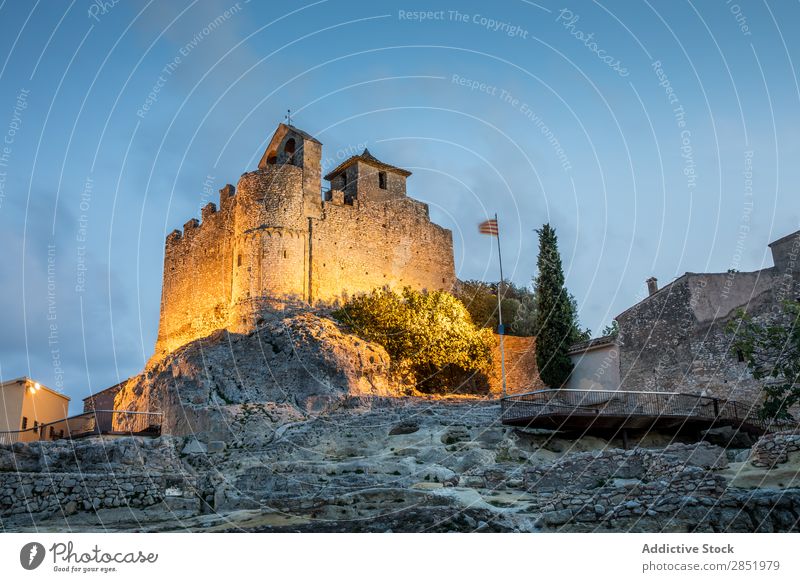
left=259, top=123, right=322, bottom=218
left=324, top=148, right=411, bottom=204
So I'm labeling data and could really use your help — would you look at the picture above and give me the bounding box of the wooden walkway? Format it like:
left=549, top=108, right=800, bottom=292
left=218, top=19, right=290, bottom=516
left=501, top=389, right=791, bottom=436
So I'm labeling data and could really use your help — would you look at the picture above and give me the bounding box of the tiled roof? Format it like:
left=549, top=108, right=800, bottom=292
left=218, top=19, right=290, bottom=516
left=324, top=148, right=412, bottom=181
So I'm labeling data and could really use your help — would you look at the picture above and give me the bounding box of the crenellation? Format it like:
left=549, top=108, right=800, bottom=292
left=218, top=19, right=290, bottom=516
left=201, top=202, right=217, bottom=221
left=219, top=183, right=235, bottom=206
left=166, top=229, right=182, bottom=246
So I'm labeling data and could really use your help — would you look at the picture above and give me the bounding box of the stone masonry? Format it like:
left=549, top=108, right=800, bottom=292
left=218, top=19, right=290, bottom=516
left=154, top=123, right=456, bottom=357
left=616, top=230, right=800, bottom=403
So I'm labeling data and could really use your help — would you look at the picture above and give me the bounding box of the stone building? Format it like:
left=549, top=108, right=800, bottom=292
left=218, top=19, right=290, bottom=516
left=614, top=230, right=800, bottom=402
left=154, top=123, right=456, bottom=356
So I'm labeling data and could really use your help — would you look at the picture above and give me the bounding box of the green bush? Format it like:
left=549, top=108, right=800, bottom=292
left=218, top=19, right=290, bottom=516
left=333, top=287, right=495, bottom=393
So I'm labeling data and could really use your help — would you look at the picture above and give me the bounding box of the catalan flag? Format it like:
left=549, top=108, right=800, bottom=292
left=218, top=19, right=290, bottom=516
left=479, top=218, right=499, bottom=236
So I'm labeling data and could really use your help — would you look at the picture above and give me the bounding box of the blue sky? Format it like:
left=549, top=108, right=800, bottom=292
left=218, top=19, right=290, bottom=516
left=1, top=0, right=798, bottom=409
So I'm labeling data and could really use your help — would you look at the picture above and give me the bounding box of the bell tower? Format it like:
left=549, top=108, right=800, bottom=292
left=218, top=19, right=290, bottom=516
left=259, top=122, right=322, bottom=219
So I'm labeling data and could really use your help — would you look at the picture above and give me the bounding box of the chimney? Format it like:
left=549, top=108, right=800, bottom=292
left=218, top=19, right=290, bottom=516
left=646, top=277, right=658, bottom=296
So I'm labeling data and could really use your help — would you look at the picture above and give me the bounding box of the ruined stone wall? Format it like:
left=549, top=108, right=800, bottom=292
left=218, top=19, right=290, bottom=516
left=617, top=277, right=696, bottom=393
left=488, top=335, right=543, bottom=396
left=310, top=195, right=455, bottom=303
left=617, top=267, right=797, bottom=403
left=0, top=471, right=195, bottom=518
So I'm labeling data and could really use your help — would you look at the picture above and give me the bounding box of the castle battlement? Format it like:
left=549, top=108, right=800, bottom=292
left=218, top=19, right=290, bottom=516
left=153, top=123, right=456, bottom=357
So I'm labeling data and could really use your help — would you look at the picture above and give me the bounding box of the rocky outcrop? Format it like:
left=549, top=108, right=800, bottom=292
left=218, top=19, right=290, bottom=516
left=3, top=403, right=800, bottom=532
left=114, top=310, right=400, bottom=438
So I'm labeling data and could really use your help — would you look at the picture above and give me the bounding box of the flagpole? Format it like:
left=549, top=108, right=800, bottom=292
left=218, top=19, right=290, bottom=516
left=494, top=213, right=507, bottom=399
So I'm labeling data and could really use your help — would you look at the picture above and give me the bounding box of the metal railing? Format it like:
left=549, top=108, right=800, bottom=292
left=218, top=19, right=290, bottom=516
left=500, top=389, right=792, bottom=434
left=0, top=410, right=162, bottom=446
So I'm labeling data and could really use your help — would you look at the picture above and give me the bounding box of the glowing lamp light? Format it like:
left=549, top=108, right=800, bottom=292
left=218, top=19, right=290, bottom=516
left=28, top=382, right=42, bottom=394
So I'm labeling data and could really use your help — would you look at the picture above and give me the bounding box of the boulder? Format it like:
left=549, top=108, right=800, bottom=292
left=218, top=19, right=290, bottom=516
left=113, top=310, right=401, bottom=437
left=182, top=439, right=208, bottom=455
left=702, top=426, right=755, bottom=449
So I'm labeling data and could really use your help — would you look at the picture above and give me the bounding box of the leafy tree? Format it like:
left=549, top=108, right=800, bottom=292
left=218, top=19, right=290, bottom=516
left=533, top=224, right=577, bottom=387
left=727, top=301, right=800, bottom=420
left=333, top=287, right=495, bottom=393
left=454, top=280, right=537, bottom=337
left=601, top=320, right=620, bottom=337
left=567, top=292, right=592, bottom=343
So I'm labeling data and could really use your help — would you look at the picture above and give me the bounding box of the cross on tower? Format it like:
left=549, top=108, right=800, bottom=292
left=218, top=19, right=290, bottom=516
left=284, top=109, right=292, bottom=126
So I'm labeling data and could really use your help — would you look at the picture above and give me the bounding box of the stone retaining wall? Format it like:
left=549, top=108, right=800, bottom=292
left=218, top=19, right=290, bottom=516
left=0, top=471, right=197, bottom=518
left=750, top=430, right=800, bottom=468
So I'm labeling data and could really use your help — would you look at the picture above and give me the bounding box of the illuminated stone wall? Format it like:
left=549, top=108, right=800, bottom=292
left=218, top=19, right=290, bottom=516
left=153, top=127, right=457, bottom=358
left=309, top=195, right=455, bottom=303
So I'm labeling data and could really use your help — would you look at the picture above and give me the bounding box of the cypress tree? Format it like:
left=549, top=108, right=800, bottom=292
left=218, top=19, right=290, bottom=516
left=534, top=224, right=575, bottom=387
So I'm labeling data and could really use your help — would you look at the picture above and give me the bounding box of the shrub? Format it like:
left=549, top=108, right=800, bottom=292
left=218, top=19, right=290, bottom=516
left=333, top=287, right=494, bottom=393
left=727, top=301, right=800, bottom=420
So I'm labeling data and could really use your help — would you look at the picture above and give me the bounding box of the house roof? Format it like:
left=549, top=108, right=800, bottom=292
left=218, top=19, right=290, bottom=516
left=258, top=123, right=322, bottom=169
left=614, top=273, right=689, bottom=320
left=324, top=148, right=412, bottom=181
left=768, top=229, right=800, bottom=248
left=0, top=377, right=70, bottom=400
left=568, top=334, right=617, bottom=355
left=280, top=123, right=321, bottom=145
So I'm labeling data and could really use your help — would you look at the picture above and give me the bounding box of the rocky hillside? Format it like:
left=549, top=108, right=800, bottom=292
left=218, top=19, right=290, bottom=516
left=114, top=310, right=402, bottom=437
left=4, top=309, right=798, bottom=533
left=3, top=401, right=800, bottom=532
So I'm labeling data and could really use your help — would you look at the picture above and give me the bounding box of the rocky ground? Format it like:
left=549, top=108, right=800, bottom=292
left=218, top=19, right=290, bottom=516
left=3, top=399, right=800, bottom=533
left=4, top=311, right=799, bottom=532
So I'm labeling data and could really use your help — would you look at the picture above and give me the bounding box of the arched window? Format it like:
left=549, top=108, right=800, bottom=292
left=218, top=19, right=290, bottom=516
left=283, top=138, right=297, bottom=166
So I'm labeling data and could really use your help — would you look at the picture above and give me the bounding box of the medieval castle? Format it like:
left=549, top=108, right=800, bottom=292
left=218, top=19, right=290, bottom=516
left=154, top=123, right=456, bottom=356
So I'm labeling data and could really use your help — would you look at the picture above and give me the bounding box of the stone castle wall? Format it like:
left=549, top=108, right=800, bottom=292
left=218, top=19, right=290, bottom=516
left=153, top=136, right=456, bottom=357
left=310, top=195, right=455, bottom=303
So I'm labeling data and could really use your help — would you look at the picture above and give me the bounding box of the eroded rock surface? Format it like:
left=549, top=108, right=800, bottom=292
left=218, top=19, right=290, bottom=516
left=3, top=404, right=800, bottom=533
left=114, top=310, right=400, bottom=438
